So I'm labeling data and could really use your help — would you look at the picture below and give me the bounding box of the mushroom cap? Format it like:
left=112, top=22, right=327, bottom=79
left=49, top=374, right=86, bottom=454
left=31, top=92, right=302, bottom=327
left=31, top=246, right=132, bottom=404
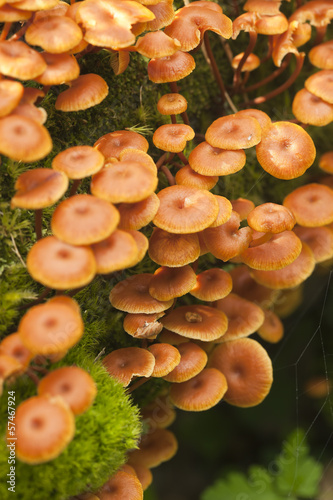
left=135, top=30, right=181, bottom=58
left=153, top=124, right=195, bottom=153
left=163, top=341, right=207, bottom=383
left=18, top=297, right=83, bottom=355
left=109, top=273, right=174, bottom=313
left=215, top=293, right=265, bottom=342
left=102, top=347, right=155, bottom=387
left=236, top=109, right=272, bottom=133
left=149, top=265, right=197, bottom=301
left=27, top=236, right=96, bottom=290
left=161, top=305, right=228, bottom=342
left=232, top=52, right=260, bottom=71
left=148, top=228, right=200, bottom=267
left=92, top=229, right=139, bottom=274
left=11, top=168, right=68, bottom=210
left=126, top=229, right=149, bottom=264
left=141, top=395, right=176, bottom=430
left=190, top=268, right=233, bottom=301
left=229, top=265, right=279, bottom=306
left=148, top=343, right=181, bottom=377
left=257, top=309, right=284, bottom=343
left=9, top=0, right=59, bottom=10
left=38, top=366, right=97, bottom=415
left=255, top=12, right=288, bottom=35
left=153, top=185, right=219, bottom=234
left=94, top=130, right=149, bottom=160
left=0, top=4, right=32, bottom=22
left=0, top=115, right=52, bottom=162
left=175, top=165, right=218, bottom=190
left=241, top=231, right=302, bottom=270
left=0, top=40, right=46, bottom=80
left=159, top=329, right=189, bottom=345
left=250, top=242, right=315, bottom=289
left=189, top=141, right=246, bottom=176
left=247, top=202, right=296, bottom=233
left=206, top=114, right=262, bottom=150
left=210, top=195, right=233, bottom=227
left=118, top=193, right=160, bottom=231
left=244, top=0, right=281, bottom=15
left=319, top=151, right=333, bottom=173
left=0, top=353, right=24, bottom=380
left=51, top=194, right=119, bottom=245
left=91, top=161, right=157, bottom=204
left=256, top=121, right=316, bottom=180
left=232, top=11, right=258, bottom=39
left=157, top=93, right=188, bottom=115
left=305, top=69, right=333, bottom=104
left=292, top=88, right=333, bottom=126
left=123, top=312, right=164, bottom=339
left=231, top=197, right=255, bottom=221
left=209, top=338, right=273, bottom=407
left=119, top=148, right=156, bottom=173
left=292, top=21, right=312, bottom=47
left=283, top=183, right=333, bottom=227
left=148, top=51, right=195, bottom=83
left=0, top=333, right=33, bottom=368
left=129, top=428, right=178, bottom=468
left=52, top=145, right=105, bottom=179
left=98, top=470, right=143, bottom=500
left=0, top=79, right=24, bottom=117
left=289, top=0, right=333, bottom=27
left=25, top=15, right=82, bottom=53
left=34, top=51, right=80, bottom=86
left=169, top=367, right=228, bottom=411
left=145, top=0, right=175, bottom=31
left=293, top=225, right=333, bottom=262
left=127, top=463, right=153, bottom=491
left=55, top=73, right=108, bottom=111
left=309, top=40, right=333, bottom=69
left=203, top=211, right=253, bottom=261
left=13, top=395, right=75, bottom=464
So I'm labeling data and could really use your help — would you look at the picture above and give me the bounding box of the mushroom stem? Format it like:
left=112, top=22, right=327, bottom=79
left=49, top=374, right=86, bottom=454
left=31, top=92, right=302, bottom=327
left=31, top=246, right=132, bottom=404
left=0, top=22, right=12, bottom=41
left=233, top=31, right=258, bottom=91
left=314, top=25, right=327, bottom=46
left=260, top=35, right=274, bottom=64
left=203, top=31, right=226, bottom=106
left=127, top=377, right=151, bottom=393
left=35, top=209, right=43, bottom=240
left=31, top=365, right=49, bottom=375
left=243, top=53, right=305, bottom=106
left=156, top=152, right=174, bottom=169
left=160, top=165, right=175, bottom=186
left=169, top=82, right=190, bottom=126
left=171, top=114, right=177, bottom=124
left=242, top=55, right=291, bottom=94
left=9, top=19, right=34, bottom=41
left=27, top=368, right=40, bottom=385
left=177, top=151, right=188, bottom=165
left=69, top=179, right=82, bottom=196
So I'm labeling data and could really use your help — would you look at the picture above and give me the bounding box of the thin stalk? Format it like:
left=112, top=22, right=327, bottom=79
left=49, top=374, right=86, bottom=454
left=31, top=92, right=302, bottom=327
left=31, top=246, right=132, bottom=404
left=233, top=31, right=258, bottom=91
left=203, top=32, right=226, bottom=106
left=243, top=55, right=291, bottom=94
left=160, top=165, right=175, bottom=185
left=260, top=35, right=274, bottom=64
left=314, top=25, right=327, bottom=45
left=171, top=114, right=177, bottom=124
left=169, top=82, right=191, bottom=126
left=177, top=151, right=188, bottom=165
left=9, top=18, right=34, bottom=41
left=26, top=369, right=40, bottom=385
left=0, top=22, right=12, bottom=41
left=244, top=53, right=305, bottom=106
left=35, top=209, right=43, bottom=240
left=69, top=179, right=82, bottom=196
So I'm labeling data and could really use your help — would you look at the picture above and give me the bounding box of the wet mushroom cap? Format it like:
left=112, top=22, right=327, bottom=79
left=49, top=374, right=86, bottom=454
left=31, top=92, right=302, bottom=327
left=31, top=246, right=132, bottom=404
left=309, top=40, right=333, bottom=69
left=11, top=168, right=68, bottom=209
left=135, top=30, right=181, bottom=58
left=175, top=165, right=218, bottom=191
left=190, top=268, right=233, bottom=301
left=163, top=341, right=208, bottom=383
left=0, top=41, right=47, bottom=80
left=148, top=343, right=181, bottom=377
left=305, top=70, right=333, bottom=104
left=231, top=198, right=255, bottom=220
left=148, top=51, right=195, bottom=83
left=55, top=73, right=108, bottom=111
left=25, top=15, right=83, bottom=53
left=148, top=228, right=200, bottom=267
left=35, top=51, right=80, bottom=86
left=319, top=151, right=333, bottom=173
left=236, top=109, right=272, bottom=132
left=92, top=229, right=139, bottom=274
left=153, top=185, right=219, bottom=234
left=94, top=130, right=149, bottom=161
left=38, top=366, right=97, bottom=415
left=51, top=194, right=120, bottom=245
left=283, top=183, right=333, bottom=227
left=149, top=265, right=197, bottom=301
left=0, top=80, right=24, bottom=117
left=0, top=333, right=33, bottom=368
left=169, top=367, right=228, bottom=411
left=129, top=428, right=178, bottom=468
left=102, top=347, right=155, bottom=387
left=123, top=312, right=164, bottom=339
left=153, top=124, right=195, bottom=153
left=157, top=93, right=188, bottom=115
left=292, top=88, right=333, bottom=127
left=18, top=297, right=84, bottom=355
left=118, top=193, right=160, bottom=231
left=229, top=265, right=279, bottom=306
left=189, top=141, right=246, bottom=176
left=205, top=114, right=262, bottom=150
left=98, top=470, right=143, bottom=500
left=210, top=195, right=233, bottom=227
left=247, top=203, right=296, bottom=233
left=52, top=145, right=104, bottom=179
left=161, top=305, right=228, bottom=342
left=13, top=395, right=75, bottom=464
left=256, top=121, right=316, bottom=180
left=293, top=225, right=333, bottom=262
left=27, top=236, right=96, bottom=290
left=209, top=338, right=273, bottom=407
left=232, top=52, right=260, bottom=71
left=257, top=309, right=284, bottom=343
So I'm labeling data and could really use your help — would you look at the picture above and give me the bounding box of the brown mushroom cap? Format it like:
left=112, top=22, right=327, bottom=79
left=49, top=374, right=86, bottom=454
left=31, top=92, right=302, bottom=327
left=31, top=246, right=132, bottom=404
left=118, top=193, right=160, bottom=230
left=209, top=338, right=273, bottom=407
left=27, top=236, right=96, bottom=290
left=149, top=265, right=197, bottom=301
left=0, top=353, right=24, bottom=381
left=148, top=343, right=181, bottom=377
left=256, top=121, right=316, bottom=179
left=91, top=161, right=157, bottom=204
left=163, top=341, right=207, bottom=383
left=126, top=230, right=149, bottom=264
left=94, top=130, right=149, bottom=161
left=38, top=366, right=97, bottom=415
left=52, top=145, right=105, bottom=179
left=283, top=183, right=333, bottom=227
left=305, top=70, right=333, bottom=104
left=319, top=151, right=333, bottom=173
left=148, top=228, right=200, bottom=267
left=0, top=4, right=32, bottom=22
left=109, top=273, right=174, bottom=314
left=169, top=367, right=228, bottom=411
left=292, top=88, right=333, bottom=126
left=250, top=242, right=315, bottom=289
left=231, top=198, right=255, bottom=220
left=175, top=165, right=218, bottom=191
left=11, top=168, right=68, bottom=210
left=102, top=347, right=155, bottom=387
left=153, top=185, right=219, bottom=234
left=148, top=51, right=195, bottom=83
left=0, top=80, right=24, bottom=117
left=229, top=265, right=279, bottom=307
left=18, top=297, right=83, bottom=355
left=25, top=15, right=83, bottom=53
left=309, top=40, right=333, bottom=69
left=293, top=225, right=333, bottom=263
left=247, top=202, right=296, bottom=233
left=127, top=463, right=153, bottom=491
left=119, top=148, right=157, bottom=173
left=161, top=305, right=228, bottom=342
left=255, top=12, right=289, bottom=35
left=257, top=309, right=284, bottom=343
left=215, top=293, right=265, bottom=342
left=232, top=52, right=260, bottom=71
left=51, top=194, right=119, bottom=245
left=153, top=124, right=195, bottom=153
left=141, top=395, right=175, bottom=430
left=34, top=51, right=80, bottom=86
left=189, top=141, right=246, bottom=176
left=157, top=93, right=188, bottom=115
left=13, top=395, right=75, bottom=464
left=92, top=229, right=139, bottom=274
left=0, top=333, right=33, bottom=368
left=98, top=470, right=143, bottom=500
left=210, top=195, right=233, bottom=227
left=145, top=0, right=175, bottom=31
left=190, top=268, right=232, bottom=301
left=129, top=428, right=178, bottom=468
left=123, top=312, right=164, bottom=339
left=55, top=73, right=108, bottom=112
left=135, top=30, right=181, bottom=58
left=289, top=0, right=333, bottom=27
left=0, top=41, right=46, bottom=80
left=206, top=114, right=262, bottom=150
left=244, top=0, right=281, bottom=15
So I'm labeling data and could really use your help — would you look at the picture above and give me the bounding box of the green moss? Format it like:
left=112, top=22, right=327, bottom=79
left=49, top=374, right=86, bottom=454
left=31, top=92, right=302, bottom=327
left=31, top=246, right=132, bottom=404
left=0, top=350, right=141, bottom=500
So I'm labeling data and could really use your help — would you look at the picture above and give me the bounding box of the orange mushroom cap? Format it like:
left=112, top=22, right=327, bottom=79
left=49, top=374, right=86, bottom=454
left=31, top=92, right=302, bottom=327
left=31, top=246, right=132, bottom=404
left=292, top=88, right=333, bottom=127
left=231, top=198, right=255, bottom=221
left=0, top=40, right=46, bottom=80
left=232, top=52, right=260, bottom=71
left=293, top=225, right=333, bottom=263
left=148, top=51, right=195, bottom=83
left=190, top=268, right=233, bottom=302
left=118, top=193, right=160, bottom=231
left=129, top=428, right=178, bottom=468
left=206, top=114, right=261, bottom=150
left=289, top=0, right=333, bottom=27
left=92, top=229, right=139, bottom=274
left=35, top=51, right=80, bottom=87
left=0, top=333, right=33, bottom=369
left=157, top=93, right=187, bottom=115
left=319, top=151, right=333, bottom=173
left=153, top=124, right=195, bottom=153
left=189, top=141, right=246, bottom=176
left=55, top=73, right=108, bottom=112
left=98, top=470, right=143, bottom=500
left=148, top=228, right=200, bottom=267
left=163, top=341, right=207, bottom=383
left=95, top=130, right=148, bottom=160
left=309, top=40, right=333, bottom=69
left=135, top=30, right=180, bottom=58
left=283, top=183, right=333, bottom=227
left=148, top=343, right=181, bottom=377
left=257, top=309, right=284, bottom=343
left=25, top=15, right=83, bottom=53
left=52, top=145, right=104, bottom=179
left=145, top=0, right=174, bottom=31
left=175, top=165, right=218, bottom=190
left=0, top=80, right=24, bottom=117
left=123, top=312, right=164, bottom=339
left=247, top=202, right=296, bottom=233
left=305, top=70, right=333, bottom=104
left=149, top=265, right=197, bottom=301
left=102, top=347, right=155, bottom=387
